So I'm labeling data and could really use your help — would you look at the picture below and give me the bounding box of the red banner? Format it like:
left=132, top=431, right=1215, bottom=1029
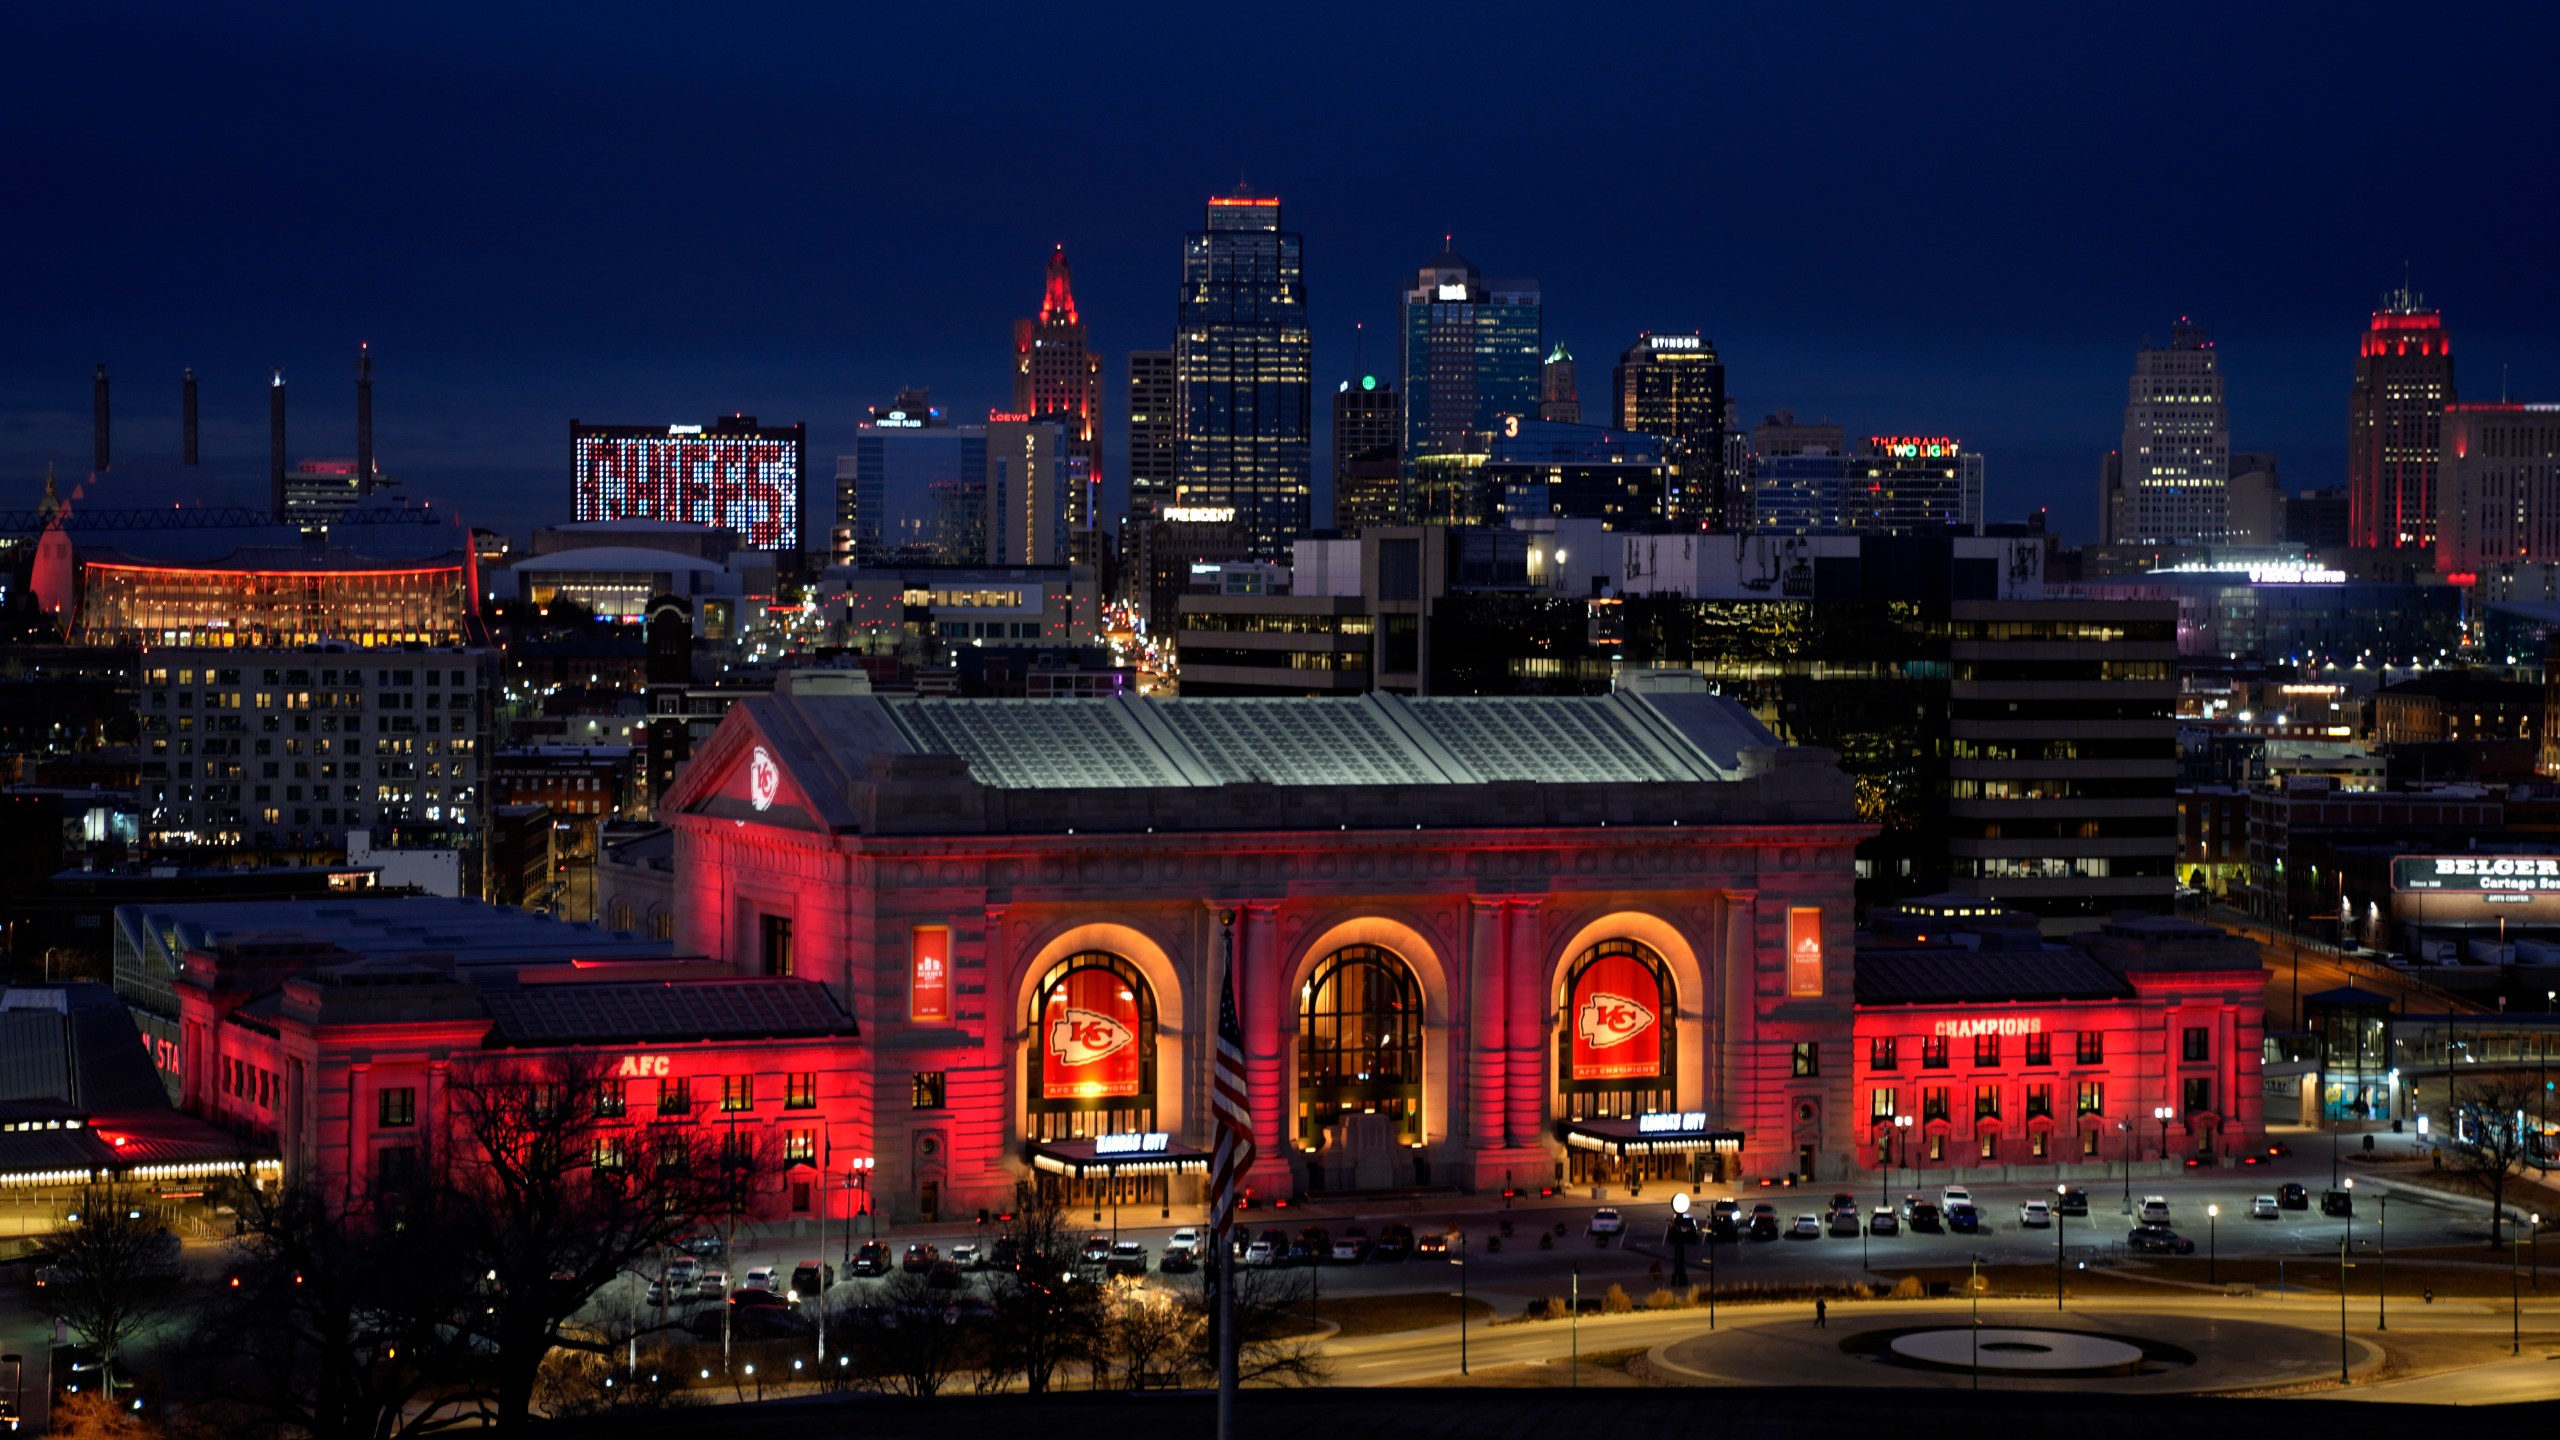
left=1041, top=968, right=1143, bottom=1100
left=1569, top=951, right=1663, bottom=1082
left=1789, top=908, right=1824, bottom=997
left=910, top=927, right=951, bottom=1023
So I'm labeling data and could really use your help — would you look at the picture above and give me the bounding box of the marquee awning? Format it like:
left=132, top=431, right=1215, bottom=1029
left=1558, top=1116, right=1746, bottom=1158
left=1025, top=1135, right=1213, bottom=1179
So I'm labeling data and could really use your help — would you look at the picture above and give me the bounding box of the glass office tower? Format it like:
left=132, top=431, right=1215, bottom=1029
left=1399, top=248, right=1542, bottom=483
left=1175, top=193, right=1313, bottom=559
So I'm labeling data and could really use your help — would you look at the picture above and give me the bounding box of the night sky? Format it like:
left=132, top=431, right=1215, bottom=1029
left=8, top=3, right=2557, bottom=547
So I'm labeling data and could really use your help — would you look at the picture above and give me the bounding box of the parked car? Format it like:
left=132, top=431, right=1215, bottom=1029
left=665, top=1256, right=703, bottom=1287
left=646, top=1277, right=685, bottom=1306
left=2138, top=1196, right=2172, bottom=1226
left=2251, top=1195, right=2281, bottom=1219
left=1162, top=1230, right=1201, bottom=1270
left=1747, top=1204, right=1780, bottom=1241
left=1375, top=1224, right=1414, bottom=1261
left=730, top=1286, right=790, bottom=1311
left=2056, top=1189, right=2090, bottom=1217
left=2278, top=1183, right=2311, bottom=1210
left=1244, top=1238, right=1279, bottom=1267
left=2017, top=1200, right=2052, bottom=1228
left=1829, top=1192, right=1857, bottom=1215
left=1940, top=1185, right=1973, bottom=1210
left=1788, top=1214, right=1822, bottom=1240
left=852, top=1242, right=891, bottom=1277
left=1709, top=1199, right=1742, bottom=1241
left=1590, top=1207, right=1625, bottom=1236
left=2321, top=1189, right=2354, bottom=1217
left=1108, top=1242, right=1150, bottom=1277
left=1080, top=1235, right=1112, bottom=1265
left=789, top=1262, right=834, bottom=1301
left=950, top=1242, right=984, bottom=1270
left=1902, top=1198, right=1942, bottom=1232
left=674, top=1233, right=727, bottom=1260
left=1668, top=1214, right=1705, bottom=1245
left=900, top=1245, right=937, bottom=1275
left=696, top=1270, right=728, bottom=1303
left=1415, top=1232, right=1450, bottom=1257
left=1869, top=1208, right=1900, bottom=1237
left=1338, top=1226, right=1371, bottom=1261
left=1827, top=1208, right=1862, bottom=1237
left=989, top=1238, right=1021, bottom=1271
left=2128, top=1227, right=2196, bottom=1255
left=1947, top=1203, right=1981, bottom=1234
left=1293, top=1227, right=1331, bottom=1265
left=740, top=1265, right=777, bottom=1293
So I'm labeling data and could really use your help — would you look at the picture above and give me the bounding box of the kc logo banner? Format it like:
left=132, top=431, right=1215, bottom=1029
left=1047, top=1008, right=1134, bottom=1068
left=1577, top=992, right=1655, bottom=1050
left=1569, top=949, right=1666, bottom=1081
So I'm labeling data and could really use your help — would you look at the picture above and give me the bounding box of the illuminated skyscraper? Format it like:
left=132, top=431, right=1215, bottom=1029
left=1125, top=351, right=1177, bottom=516
left=1174, top=191, right=1313, bottom=559
left=1540, top=344, right=1580, bottom=423
left=1014, top=247, right=1103, bottom=535
left=1400, top=246, right=1541, bottom=475
left=2348, top=288, right=2456, bottom=550
left=1612, top=332, right=1728, bottom=527
left=1332, top=374, right=1402, bottom=529
left=571, top=415, right=805, bottom=552
left=2115, top=319, right=2229, bottom=545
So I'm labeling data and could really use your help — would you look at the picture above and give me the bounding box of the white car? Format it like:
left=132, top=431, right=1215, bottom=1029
left=2138, top=1196, right=2171, bottom=1226
left=2017, top=1200, right=2052, bottom=1228
left=2251, top=1194, right=2281, bottom=1219
left=1940, top=1185, right=1973, bottom=1210
left=665, top=1256, right=702, bottom=1286
left=696, top=1269, right=728, bottom=1302
left=1165, top=1228, right=1201, bottom=1261
left=1243, top=1239, right=1277, bottom=1267
left=739, top=1266, right=776, bottom=1293
left=1788, top=1214, right=1823, bottom=1239
left=1589, top=1207, right=1625, bottom=1236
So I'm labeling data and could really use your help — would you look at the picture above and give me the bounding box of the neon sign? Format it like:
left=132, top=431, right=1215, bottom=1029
left=616, top=1054, right=673, bottom=1078
left=1161, top=506, right=1237, bottom=524
left=1638, top=1111, right=1711, bottom=1134
left=1930, top=1016, right=2044, bottom=1039
left=1094, top=1132, right=1171, bottom=1155
left=1646, top=335, right=1702, bottom=351
left=2395, top=855, right=2560, bottom=893
left=1870, top=436, right=1961, bottom=459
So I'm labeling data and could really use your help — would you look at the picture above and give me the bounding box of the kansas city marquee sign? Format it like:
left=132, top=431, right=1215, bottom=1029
left=2394, top=855, right=2560, bottom=893
left=1093, top=1132, right=1171, bottom=1156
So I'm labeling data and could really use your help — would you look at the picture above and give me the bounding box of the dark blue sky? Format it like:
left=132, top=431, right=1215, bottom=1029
left=8, top=3, right=2557, bottom=547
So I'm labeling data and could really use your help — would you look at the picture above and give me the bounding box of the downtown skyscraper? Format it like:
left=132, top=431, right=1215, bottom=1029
left=1015, top=246, right=1103, bottom=538
left=2347, top=287, right=2456, bottom=550
left=1400, top=245, right=1541, bottom=473
left=1174, top=192, right=1312, bottom=558
left=2107, top=318, right=2229, bottom=545
left=1612, top=332, right=1728, bottom=527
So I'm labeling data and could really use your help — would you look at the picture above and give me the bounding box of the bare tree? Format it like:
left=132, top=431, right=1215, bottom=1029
left=980, top=1183, right=1102, bottom=1394
left=428, top=1054, right=768, bottom=1432
left=1177, top=1262, right=1329, bottom=1386
left=37, top=1186, right=184, bottom=1391
left=1104, top=1277, right=1199, bottom=1390
left=2447, top=1072, right=2542, bottom=1246
left=171, top=1180, right=490, bottom=1440
left=839, top=1270, right=981, bottom=1398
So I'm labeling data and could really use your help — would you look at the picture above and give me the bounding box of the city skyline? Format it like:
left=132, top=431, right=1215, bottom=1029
left=5, top=6, right=2558, bottom=548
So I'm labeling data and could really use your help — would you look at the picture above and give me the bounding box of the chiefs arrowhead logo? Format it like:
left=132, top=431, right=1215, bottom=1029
left=1047, top=1008, right=1134, bottom=1068
left=748, top=747, right=780, bottom=812
left=1577, top=992, right=1655, bottom=1050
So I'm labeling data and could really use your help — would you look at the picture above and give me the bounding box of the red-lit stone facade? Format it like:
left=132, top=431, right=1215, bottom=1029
left=659, top=686, right=1872, bottom=1223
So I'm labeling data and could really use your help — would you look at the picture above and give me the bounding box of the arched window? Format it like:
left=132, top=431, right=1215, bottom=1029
left=1296, top=945, right=1423, bottom=1148
left=1025, top=953, right=1157, bottom=1142
left=1555, top=938, right=1676, bottom=1122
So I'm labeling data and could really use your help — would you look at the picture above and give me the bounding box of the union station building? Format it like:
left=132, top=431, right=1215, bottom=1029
left=141, top=674, right=2267, bottom=1224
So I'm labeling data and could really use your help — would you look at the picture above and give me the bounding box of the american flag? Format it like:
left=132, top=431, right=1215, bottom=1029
left=1209, top=917, right=1253, bottom=1242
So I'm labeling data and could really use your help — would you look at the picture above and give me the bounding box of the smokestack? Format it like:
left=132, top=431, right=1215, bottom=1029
left=270, top=369, right=288, bottom=520
left=92, top=364, right=110, bottom=473
left=355, top=343, right=374, bottom=497
left=182, top=368, right=199, bottom=466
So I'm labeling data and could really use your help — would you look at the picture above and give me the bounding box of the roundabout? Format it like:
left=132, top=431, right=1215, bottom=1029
left=1882, top=1326, right=2155, bottom=1376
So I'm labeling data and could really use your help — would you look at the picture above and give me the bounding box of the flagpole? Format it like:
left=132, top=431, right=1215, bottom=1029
left=1215, top=907, right=1239, bottom=1440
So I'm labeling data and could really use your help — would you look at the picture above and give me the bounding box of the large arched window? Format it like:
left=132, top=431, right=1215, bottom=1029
left=1296, top=945, right=1423, bottom=1149
left=1555, top=938, right=1676, bottom=1122
left=1025, top=952, right=1157, bottom=1142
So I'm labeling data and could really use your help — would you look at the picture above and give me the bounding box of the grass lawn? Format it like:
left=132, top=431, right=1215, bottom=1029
left=1311, top=1292, right=1496, bottom=1337
left=1887, top=1252, right=2558, bottom=1303
left=1397, top=1346, right=1651, bottom=1388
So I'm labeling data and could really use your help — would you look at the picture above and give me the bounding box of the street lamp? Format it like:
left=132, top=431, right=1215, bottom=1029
left=2, top=1352, right=20, bottom=1435
left=2377, top=1194, right=2387, bottom=1331
left=1894, top=1114, right=1913, bottom=1203
left=2054, top=1183, right=2068, bottom=1311
left=1453, top=1233, right=1469, bottom=1376
left=1670, top=1192, right=1691, bottom=1290
left=2153, top=1105, right=2175, bottom=1175
left=2517, top=1213, right=2540, bottom=1357
left=2207, top=1204, right=2218, bottom=1286
left=2118, top=1121, right=2133, bottom=1214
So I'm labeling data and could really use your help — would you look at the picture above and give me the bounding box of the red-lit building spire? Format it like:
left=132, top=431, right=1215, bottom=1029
left=1013, top=246, right=1102, bottom=538
left=1040, top=244, right=1078, bottom=327
left=2347, top=285, right=2456, bottom=551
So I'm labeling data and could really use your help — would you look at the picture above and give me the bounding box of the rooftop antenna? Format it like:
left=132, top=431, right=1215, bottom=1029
left=1353, top=321, right=1365, bottom=375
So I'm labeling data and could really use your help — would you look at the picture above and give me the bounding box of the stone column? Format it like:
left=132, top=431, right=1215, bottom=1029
left=1718, top=891, right=1759, bottom=1171
left=1235, top=904, right=1292, bottom=1194
left=1467, top=898, right=1508, bottom=1156
left=1504, top=899, right=1547, bottom=1150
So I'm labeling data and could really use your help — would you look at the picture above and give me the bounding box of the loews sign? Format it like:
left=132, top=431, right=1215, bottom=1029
left=2394, top=855, right=2560, bottom=893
